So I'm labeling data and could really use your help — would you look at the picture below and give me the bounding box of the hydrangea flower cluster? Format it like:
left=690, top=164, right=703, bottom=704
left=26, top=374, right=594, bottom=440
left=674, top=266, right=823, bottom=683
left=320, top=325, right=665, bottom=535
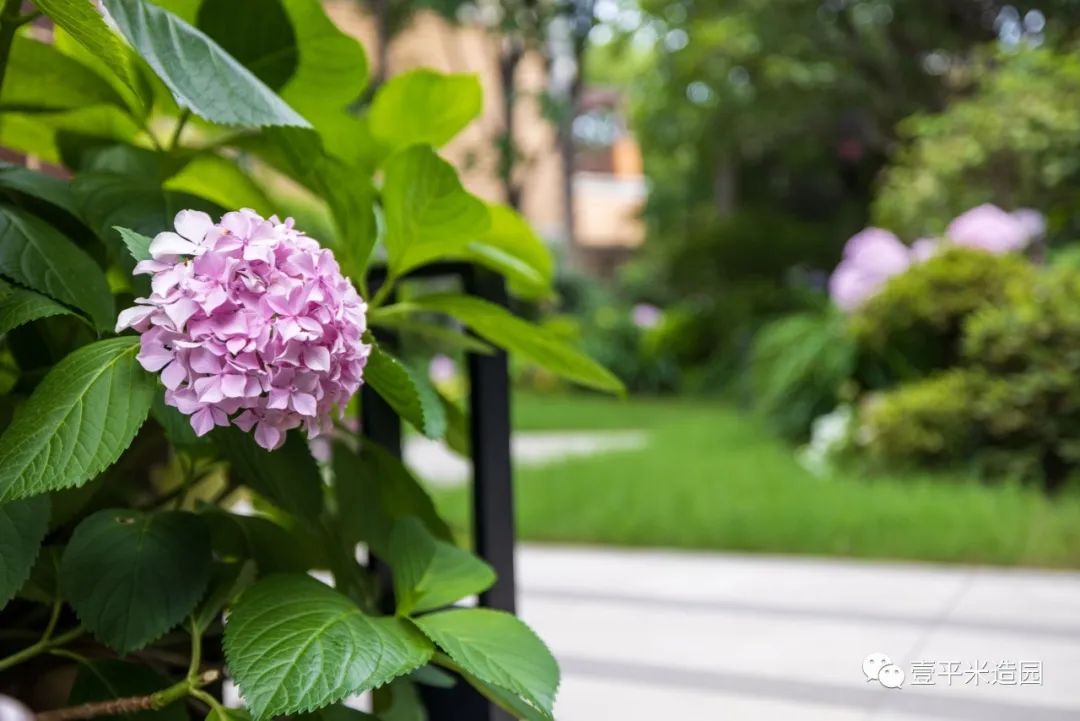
left=829, top=204, right=1043, bottom=312
left=116, top=209, right=370, bottom=450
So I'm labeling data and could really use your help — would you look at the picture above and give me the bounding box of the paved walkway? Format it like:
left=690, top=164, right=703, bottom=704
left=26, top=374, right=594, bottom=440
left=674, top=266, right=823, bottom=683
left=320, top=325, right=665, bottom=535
left=516, top=545, right=1080, bottom=721
left=404, top=431, right=648, bottom=486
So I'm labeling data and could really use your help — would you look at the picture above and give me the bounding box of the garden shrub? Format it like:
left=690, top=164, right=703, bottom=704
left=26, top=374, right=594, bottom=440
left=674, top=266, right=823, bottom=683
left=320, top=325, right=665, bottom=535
left=0, top=1, right=621, bottom=718
left=851, top=247, right=1033, bottom=382
left=861, top=370, right=987, bottom=466
left=749, top=307, right=855, bottom=439
left=864, top=266, right=1080, bottom=486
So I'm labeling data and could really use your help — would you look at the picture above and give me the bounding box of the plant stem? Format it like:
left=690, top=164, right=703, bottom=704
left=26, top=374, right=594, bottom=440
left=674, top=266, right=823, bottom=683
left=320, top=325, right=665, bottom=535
left=0, top=626, right=84, bottom=672
left=369, top=274, right=398, bottom=309
left=36, top=670, right=220, bottom=721
left=169, top=109, right=192, bottom=150
left=186, top=618, right=202, bottom=679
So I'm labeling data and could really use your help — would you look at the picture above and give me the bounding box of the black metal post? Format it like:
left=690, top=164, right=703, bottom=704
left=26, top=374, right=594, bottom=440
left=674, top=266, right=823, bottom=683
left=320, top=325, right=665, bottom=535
left=464, top=267, right=516, bottom=614
left=361, top=264, right=517, bottom=721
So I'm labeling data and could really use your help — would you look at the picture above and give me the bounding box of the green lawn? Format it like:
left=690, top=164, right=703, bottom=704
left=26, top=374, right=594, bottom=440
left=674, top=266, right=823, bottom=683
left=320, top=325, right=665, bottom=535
left=431, top=393, right=1080, bottom=567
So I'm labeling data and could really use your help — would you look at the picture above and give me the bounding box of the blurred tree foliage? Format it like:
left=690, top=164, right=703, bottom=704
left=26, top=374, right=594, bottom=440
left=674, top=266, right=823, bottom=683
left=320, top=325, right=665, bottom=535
left=873, top=48, right=1080, bottom=240
left=606, top=0, right=1077, bottom=384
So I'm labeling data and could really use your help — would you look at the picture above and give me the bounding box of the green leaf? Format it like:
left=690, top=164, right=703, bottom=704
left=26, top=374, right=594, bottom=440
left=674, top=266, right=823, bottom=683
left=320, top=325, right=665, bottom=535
left=469, top=204, right=555, bottom=299
left=367, top=315, right=495, bottom=355
left=458, top=671, right=553, bottom=721
left=381, top=145, right=490, bottom=277
left=254, top=128, right=376, bottom=274
left=197, top=0, right=298, bottom=89
left=0, top=162, right=81, bottom=219
left=215, top=427, right=323, bottom=520
left=198, top=0, right=368, bottom=121
left=0, top=278, right=80, bottom=335
left=34, top=0, right=153, bottom=113
left=407, top=294, right=625, bottom=394
left=73, top=171, right=220, bottom=275
left=61, top=509, right=212, bottom=653
left=365, top=344, right=447, bottom=440
left=0, top=36, right=126, bottom=112
left=192, top=560, right=256, bottom=634
left=224, top=574, right=433, bottom=720
left=369, top=71, right=481, bottom=155
left=164, top=153, right=272, bottom=215
left=333, top=442, right=451, bottom=554
left=101, top=0, right=310, bottom=128
left=67, top=659, right=189, bottom=721
left=203, top=508, right=328, bottom=574
left=0, top=107, right=140, bottom=166
left=16, top=544, right=61, bottom=604
left=0, top=205, right=114, bottom=331
left=389, top=517, right=495, bottom=615
left=277, top=0, right=368, bottom=118
left=0, top=338, right=156, bottom=503
left=114, top=226, right=153, bottom=263
left=0, top=495, right=50, bottom=609
left=416, top=609, right=559, bottom=719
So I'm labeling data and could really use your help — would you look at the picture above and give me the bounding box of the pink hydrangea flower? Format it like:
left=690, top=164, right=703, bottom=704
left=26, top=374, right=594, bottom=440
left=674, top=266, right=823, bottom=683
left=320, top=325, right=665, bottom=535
left=631, top=303, right=663, bottom=329
left=828, top=228, right=912, bottom=312
left=116, top=209, right=371, bottom=450
left=946, top=204, right=1043, bottom=253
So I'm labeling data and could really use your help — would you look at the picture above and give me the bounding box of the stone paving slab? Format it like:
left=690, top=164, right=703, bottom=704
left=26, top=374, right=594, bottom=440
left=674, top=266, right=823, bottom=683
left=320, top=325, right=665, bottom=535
left=516, top=545, right=1080, bottom=721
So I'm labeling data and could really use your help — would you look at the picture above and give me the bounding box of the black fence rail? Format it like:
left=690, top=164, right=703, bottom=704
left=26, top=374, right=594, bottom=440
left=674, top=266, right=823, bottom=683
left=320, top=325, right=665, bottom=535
left=361, top=263, right=516, bottom=721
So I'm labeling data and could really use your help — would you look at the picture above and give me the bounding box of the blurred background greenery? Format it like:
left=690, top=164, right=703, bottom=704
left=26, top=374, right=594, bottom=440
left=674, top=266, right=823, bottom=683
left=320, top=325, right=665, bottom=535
left=334, top=0, right=1080, bottom=566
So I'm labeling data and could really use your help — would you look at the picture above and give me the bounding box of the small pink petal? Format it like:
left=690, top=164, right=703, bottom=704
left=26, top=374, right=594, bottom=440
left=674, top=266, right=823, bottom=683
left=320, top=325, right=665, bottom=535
left=291, top=392, right=317, bottom=417
left=174, top=210, right=213, bottom=242
left=115, top=305, right=155, bottom=332
left=254, top=422, right=283, bottom=451
left=149, top=231, right=199, bottom=259
left=160, top=360, right=188, bottom=390
left=189, top=407, right=216, bottom=436
left=221, top=374, right=248, bottom=398
left=303, top=346, right=330, bottom=372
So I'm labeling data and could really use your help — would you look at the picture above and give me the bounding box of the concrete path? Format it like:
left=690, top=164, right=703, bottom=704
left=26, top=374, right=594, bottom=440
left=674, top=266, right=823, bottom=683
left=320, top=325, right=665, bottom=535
left=516, top=545, right=1080, bottom=721
left=404, top=431, right=648, bottom=486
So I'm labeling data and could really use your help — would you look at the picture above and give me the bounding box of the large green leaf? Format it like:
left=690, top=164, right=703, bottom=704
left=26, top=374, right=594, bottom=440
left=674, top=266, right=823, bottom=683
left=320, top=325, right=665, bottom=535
left=215, top=427, right=323, bottom=521
left=333, top=442, right=451, bottom=555
left=0, top=107, right=141, bottom=166
left=101, top=0, right=310, bottom=128
left=0, top=495, right=50, bottom=610
left=0, top=278, right=80, bottom=335
left=381, top=145, right=489, bottom=276
left=224, top=574, right=433, bottom=720
left=34, top=0, right=152, bottom=112
left=389, top=516, right=495, bottom=616
left=163, top=153, right=273, bottom=215
left=67, top=659, right=189, bottom=721
left=197, top=0, right=298, bottom=89
left=416, top=609, right=559, bottom=720
left=0, top=163, right=81, bottom=219
left=277, top=0, right=368, bottom=118
left=61, top=509, right=212, bottom=653
left=369, top=71, right=482, bottom=155
left=0, top=205, right=114, bottom=331
left=0, top=36, right=127, bottom=113
left=407, top=294, right=625, bottom=394
left=469, top=203, right=554, bottom=299
left=203, top=508, right=327, bottom=574
left=0, top=338, right=155, bottom=503
left=365, top=344, right=446, bottom=440
left=254, top=128, right=377, bottom=274
left=73, top=171, right=219, bottom=275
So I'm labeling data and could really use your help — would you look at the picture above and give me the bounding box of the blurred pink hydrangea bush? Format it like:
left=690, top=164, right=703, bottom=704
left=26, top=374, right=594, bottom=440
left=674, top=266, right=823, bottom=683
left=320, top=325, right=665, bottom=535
left=116, top=209, right=371, bottom=450
left=829, top=204, right=1042, bottom=312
